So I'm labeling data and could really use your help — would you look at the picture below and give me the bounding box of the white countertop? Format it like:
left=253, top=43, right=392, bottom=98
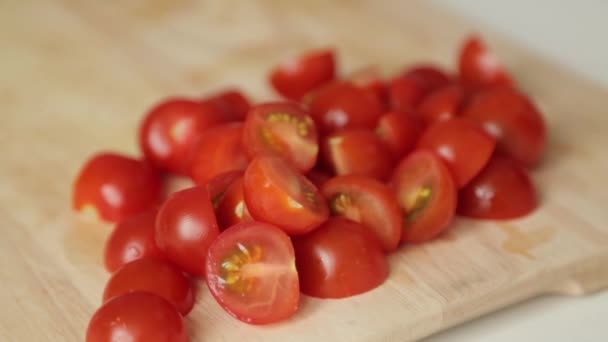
left=426, top=1, right=608, bottom=340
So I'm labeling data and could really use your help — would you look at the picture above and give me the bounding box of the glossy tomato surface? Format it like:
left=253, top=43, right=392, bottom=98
left=104, top=209, right=165, bottom=273
left=73, top=153, right=163, bottom=223
left=376, top=111, right=422, bottom=161
left=86, top=292, right=188, bottom=342
left=418, top=118, right=496, bottom=188
left=156, top=186, right=220, bottom=276
left=103, top=258, right=194, bottom=315
left=322, top=175, right=402, bottom=251
left=459, top=36, right=513, bottom=88
left=243, top=102, right=318, bottom=172
left=202, top=88, right=251, bottom=122
left=205, top=171, right=243, bottom=209
left=216, top=175, right=252, bottom=229
left=243, top=155, right=328, bottom=235
left=388, top=76, right=427, bottom=112
left=206, top=222, right=299, bottom=324
left=293, top=218, right=388, bottom=298
left=417, top=84, right=465, bottom=126
left=270, top=49, right=335, bottom=101
left=458, top=156, right=537, bottom=219
left=391, top=150, right=457, bottom=243
left=402, top=65, right=451, bottom=93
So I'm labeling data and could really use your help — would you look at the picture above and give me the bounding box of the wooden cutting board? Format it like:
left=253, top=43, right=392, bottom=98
left=2, top=0, right=608, bottom=341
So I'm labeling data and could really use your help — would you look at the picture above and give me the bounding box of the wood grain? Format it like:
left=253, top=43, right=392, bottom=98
left=1, top=0, right=608, bottom=340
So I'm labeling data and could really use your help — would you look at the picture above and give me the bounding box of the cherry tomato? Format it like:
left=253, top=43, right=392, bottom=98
left=216, top=175, right=252, bottom=229
left=391, top=150, right=457, bottom=243
left=293, top=217, right=388, bottom=298
left=388, top=76, right=427, bottom=112
left=417, top=84, right=465, bottom=126
left=139, top=98, right=225, bottom=175
left=103, top=258, right=194, bottom=315
left=418, top=118, right=496, bottom=188
left=243, top=102, right=318, bottom=172
left=270, top=49, right=335, bottom=101
left=347, top=66, right=388, bottom=107
left=321, top=129, right=393, bottom=181
left=206, top=222, right=299, bottom=324
left=243, top=154, right=329, bottom=235
left=459, top=36, right=513, bottom=88
left=104, top=209, right=166, bottom=273
left=86, top=292, right=188, bottom=342
left=462, top=87, right=546, bottom=167
left=73, top=153, right=163, bottom=223
left=202, top=88, right=251, bottom=122
left=322, top=175, right=402, bottom=251
left=190, top=123, right=249, bottom=185
left=402, top=65, right=451, bottom=92
left=156, top=186, right=220, bottom=276
left=306, top=169, right=332, bottom=189
left=458, top=156, right=537, bottom=219
left=376, top=111, right=422, bottom=161
left=205, top=171, right=243, bottom=209
left=309, top=81, right=384, bottom=134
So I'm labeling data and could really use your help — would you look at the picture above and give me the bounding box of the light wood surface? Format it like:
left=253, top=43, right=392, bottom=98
left=2, top=0, right=608, bottom=341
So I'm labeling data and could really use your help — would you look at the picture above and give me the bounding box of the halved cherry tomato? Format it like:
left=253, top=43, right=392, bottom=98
left=306, top=169, right=332, bottom=189
left=459, top=35, right=513, bottom=88
left=322, top=175, right=402, bottom=251
left=190, top=122, right=249, bottom=185
left=243, top=102, right=318, bottom=172
left=309, top=81, right=384, bottom=134
left=104, top=209, right=166, bottom=273
left=376, top=111, right=422, bottom=161
left=202, top=88, right=251, bottom=122
left=391, top=150, right=457, bottom=243
left=270, top=49, right=335, bottom=101
left=86, top=292, right=188, bottom=342
left=293, top=217, right=388, bottom=298
left=243, top=154, right=329, bottom=235
left=156, top=186, right=220, bottom=276
left=418, top=118, right=496, bottom=188
left=347, top=66, right=388, bottom=107
left=321, top=129, right=393, bottom=181
left=417, top=84, right=465, bottom=126
left=216, top=175, right=252, bottom=229
left=73, top=153, right=163, bottom=223
left=139, top=98, right=225, bottom=175
left=103, top=258, right=194, bottom=315
left=458, top=156, right=537, bottom=219
left=205, top=171, right=243, bottom=209
left=462, top=86, right=546, bottom=167
left=206, top=222, right=299, bottom=324
left=388, top=76, right=427, bottom=112
left=402, top=65, right=451, bottom=92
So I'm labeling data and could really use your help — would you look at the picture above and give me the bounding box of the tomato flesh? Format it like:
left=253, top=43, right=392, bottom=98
left=376, top=111, right=422, bottom=161
left=202, top=88, right=251, bottom=122
left=417, top=84, right=465, bottom=126
left=306, top=169, right=332, bottom=189
left=216, top=175, right=252, bottom=230
left=205, top=170, right=244, bottom=209
left=459, top=36, right=513, bottom=88
left=270, top=49, right=335, bottom=101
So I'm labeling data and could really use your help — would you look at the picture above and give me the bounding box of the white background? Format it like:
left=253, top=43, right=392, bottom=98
left=425, top=1, right=608, bottom=340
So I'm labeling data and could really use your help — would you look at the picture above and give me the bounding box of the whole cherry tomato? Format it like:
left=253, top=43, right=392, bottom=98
left=417, top=84, right=465, bottom=126
left=459, top=35, right=513, bottom=89
left=216, top=175, right=252, bottom=229
left=376, top=111, right=422, bottom=161
left=202, top=88, right=251, bottom=122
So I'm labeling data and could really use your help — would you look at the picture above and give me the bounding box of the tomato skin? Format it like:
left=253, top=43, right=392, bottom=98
left=104, top=209, right=166, bottom=273
left=270, top=49, right=335, bottom=101
left=156, top=186, right=220, bottom=276
left=86, top=292, right=188, bottom=342
left=216, top=176, right=252, bottom=229
left=388, top=76, right=427, bottom=112
left=139, top=98, right=225, bottom=175
left=462, top=87, right=546, bottom=167
left=206, top=222, right=300, bottom=324
left=348, top=66, right=389, bottom=107
left=293, top=217, right=388, bottom=298
left=418, top=118, right=496, bottom=188
left=73, top=153, right=163, bottom=223
left=202, top=89, right=251, bottom=122
left=402, top=65, right=451, bottom=93
left=391, top=150, right=457, bottom=243
left=243, top=102, right=319, bottom=172
left=321, top=175, right=402, bottom=251
left=459, top=36, right=513, bottom=89
left=458, top=156, right=537, bottom=219
left=190, top=123, right=249, bottom=186
left=205, top=171, right=244, bottom=209
left=306, top=169, right=332, bottom=189
left=103, top=258, right=194, bottom=315
left=376, top=111, right=422, bottom=161
left=417, top=84, right=465, bottom=126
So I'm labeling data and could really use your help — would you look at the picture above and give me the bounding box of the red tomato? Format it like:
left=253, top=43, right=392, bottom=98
left=321, top=129, right=393, bottom=181
left=417, top=84, right=465, bottom=125
left=202, top=88, right=251, bottom=122
left=347, top=66, right=388, bottom=107
left=459, top=36, right=513, bottom=88
left=104, top=209, right=166, bottom=273
left=270, top=49, right=335, bottom=101
left=293, top=218, right=388, bottom=298
left=103, top=258, right=194, bottom=315
left=402, top=65, right=451, bottom=92
left=322, top=175, right=402, bottom=251
left=388, top=76, right=427, bottom=112
left=205, top=171, right=243, bottom=209
left=243, top=154, right=329, bottom=235
left=190, top=122, right=249, bottom=185
left=86, top=292, right=188, bottom=342
left=306, top=169, right=332, bottom=189
left=139, top=98, right=225, bottom=175
left=458, top=156, right=537, bottom=219
left=243, top=102, right=318, bottom=172
left=376, top=111, right=422, bottom=161
left=309, top=81, right=384, bottom=134
left=206, top=222, right=299, bottom=324
left=418, top=118, right=496, bottom=188
left=216, top=176, right=252, bottom=229
left=462, top=87, right=547, bottom=167
left=73, top=153, right=163, bottom=223
left=391, top=150, right=457, bottom=243
left=156, top=186, right=220, bottom=276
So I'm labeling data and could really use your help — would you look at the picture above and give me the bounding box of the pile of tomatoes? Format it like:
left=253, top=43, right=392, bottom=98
left=77, top=36, right=546, bottom=341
